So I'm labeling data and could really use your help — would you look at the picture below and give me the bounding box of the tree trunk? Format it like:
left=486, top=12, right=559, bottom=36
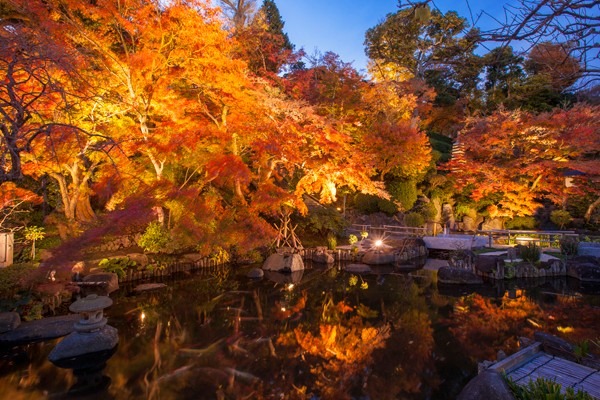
left=75, top=195, right=95, bottom=222
left=584, top=196, right=600, bottom=222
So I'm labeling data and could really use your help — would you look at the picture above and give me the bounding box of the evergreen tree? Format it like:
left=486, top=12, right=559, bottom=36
left=260, top=0, right=293, bottom=51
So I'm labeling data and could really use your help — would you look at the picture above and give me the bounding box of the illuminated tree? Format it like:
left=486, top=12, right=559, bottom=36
left=446, top=105, right=600, bottom=220
left=0, top=2, right=88, bottom=182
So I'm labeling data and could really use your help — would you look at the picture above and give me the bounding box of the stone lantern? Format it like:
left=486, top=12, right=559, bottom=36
left=49, top=294, right=119, bottom=395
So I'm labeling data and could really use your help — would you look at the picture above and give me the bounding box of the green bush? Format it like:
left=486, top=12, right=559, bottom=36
left=377, top=198, right=398, bottom=215
left=327, top=233, right=337, bottom=250
left=0, top=263, right=38, bottom=299
left=507, top=376, right=593, bottom=400
left=138, top=221, right=170, bottom=253
left=559, top=237, right=579, bottom=256
left=420, top=201, right=438, bottom=220
left=520, top=242, right=541, bottom=263
left=348, top=234, right=358, bottom=245
left=404, top=212, right=425, bottom=227
left=353, top=193, right=379, bottom=214
left=551, top=210, right=572, bottom=229
left=300, top=206, right=347, bottom=237
left=388, top=179, right=418, bottom=211
left=98, top=257, right=137, bottom=279
left=454, top=203, right=477, bottom=220
left=505, top=216, right=538, bottom=230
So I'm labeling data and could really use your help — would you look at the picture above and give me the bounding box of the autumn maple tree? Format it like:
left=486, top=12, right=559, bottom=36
left=446, top=105, right=600, bottom=221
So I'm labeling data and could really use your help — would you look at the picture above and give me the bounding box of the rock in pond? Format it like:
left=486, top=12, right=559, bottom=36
left=312, top=248, right=335, bottom=264
left=361, top=250, right=395, bottom=265
left=437, top=266, right=483, bottom=284
left=567, top=256, right=600, bottom=282
left=457, top=370, right=515, bottom=400
left=0, top=314, right=80, bottom=347
left=247, top=268, right=264, bottom=279
left=0, top=312, right=20, bottom=333
left=81, top=273, right=119, bottom=296
left=262, top=252, right=304, bottom=272
left=344, top=264, right=372, bottom=274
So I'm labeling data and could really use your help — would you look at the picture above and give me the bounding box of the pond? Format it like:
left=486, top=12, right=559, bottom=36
left=1, top=261, right=600, bottom=400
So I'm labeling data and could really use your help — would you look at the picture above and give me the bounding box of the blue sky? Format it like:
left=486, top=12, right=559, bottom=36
left=276, top=0, right=509, bottom=74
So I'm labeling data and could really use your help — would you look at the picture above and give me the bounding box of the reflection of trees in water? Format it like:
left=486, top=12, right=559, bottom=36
left=68, top=268, right=446, bottom=399
left=447, top=293, right=600, bottom=363
left=279, top=292, right=391, bottom=399
left=0, top=342, right=75, bottom=398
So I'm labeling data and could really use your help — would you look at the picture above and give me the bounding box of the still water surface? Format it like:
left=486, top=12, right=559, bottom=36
left=1, top=261, right=600, bottom=399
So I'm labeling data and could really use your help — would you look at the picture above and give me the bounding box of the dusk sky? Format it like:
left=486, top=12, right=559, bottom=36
left=276, top=0, right=510, bottom=73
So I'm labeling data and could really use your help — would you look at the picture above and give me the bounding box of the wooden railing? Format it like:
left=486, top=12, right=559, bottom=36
left=476, top=229, right=579, bottom=248
left=348, top=224, right=426, bottom=238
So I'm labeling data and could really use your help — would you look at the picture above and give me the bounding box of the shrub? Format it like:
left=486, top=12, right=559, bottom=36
left=327, top=233, right=337, bottom=250
left=98, top=257, right=137, bottom=279
left=353, top=193, right=379, bottom=214
left=388, top=179, right=417, bottom=211
left=377, top=198, right=398, bottom=215
left=551, top=210, right=572, bottom=229
left=0, top=263, right=38, bottom=299
left=348, top=234, right=358, bottom=245
left=404, top=212, right=425, bottom=227
left=559, top=237, right=579, bottom=257
left=420, top=201, right=438, bottom=220
left=300, top=206, right=347, bottom=237
left=507, top=376, right=593, bottom=400
left=505, top=216, right=538, bottom=230
left=209, top=246, right=230, bottom=264
left=520, top=242, right=541, bottom=263
left=138, top=221, right=170, bottom=253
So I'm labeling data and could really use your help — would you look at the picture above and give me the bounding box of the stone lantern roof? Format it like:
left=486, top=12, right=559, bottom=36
left=69, top=294, right=113, bottom=313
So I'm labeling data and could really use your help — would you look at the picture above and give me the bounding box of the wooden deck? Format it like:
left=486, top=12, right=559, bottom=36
left=490, top=343, right=600, bottom=398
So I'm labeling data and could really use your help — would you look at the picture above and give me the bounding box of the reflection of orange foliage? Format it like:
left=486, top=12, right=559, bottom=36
left=448, top=294, right=541, bottom=361
left=273, top=291, right=307, bottom=320
left=287, top=305, right=390, bottom=399
left=448, top=293, right=600, bottom=362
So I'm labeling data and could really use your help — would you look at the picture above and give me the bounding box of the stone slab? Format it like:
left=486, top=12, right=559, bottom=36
left=0, top=314, right=79, bottom=347
left=0, top=312, right=20, bottom=333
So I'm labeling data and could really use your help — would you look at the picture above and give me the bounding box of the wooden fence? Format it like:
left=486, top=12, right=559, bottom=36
left=476, top=229, right=579, bottom=248
left=120, top=257, right=228, bottom=283
left=348, top=224, right=426, bottom=238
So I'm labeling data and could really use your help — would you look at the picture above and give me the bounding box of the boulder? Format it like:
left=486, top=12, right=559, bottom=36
left=481, top=218, right=504, bottom=231
left=81, top=273, right=119, bottom=296
left=247, top=268, right=264, bottom=279
left=438, top=266, right=483, bottom=284
left=49, top=325, right=118, bottom=368
left=262, top=252, right=304, bottom=272
left=0, top=312, right=20, bottom=333
left=312, top=248, right=335, bottom=264
left=0, top=314, right=80, bottom=347
left=462, top=215, right=477, bottom=232
left=182, top=253, right=205, bottom=262
left=361, top=250, right=395, bottom=265
left=344, top=264, right=372, bottom=274
left=567, top=256, right=600, bottom=282
left=457, top=370, right=515, bottom=400
left=475, top=255, right=501, bottom=274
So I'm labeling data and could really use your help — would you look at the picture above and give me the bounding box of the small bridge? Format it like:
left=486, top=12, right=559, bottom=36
left=489, top=336, right=600, bottom=398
